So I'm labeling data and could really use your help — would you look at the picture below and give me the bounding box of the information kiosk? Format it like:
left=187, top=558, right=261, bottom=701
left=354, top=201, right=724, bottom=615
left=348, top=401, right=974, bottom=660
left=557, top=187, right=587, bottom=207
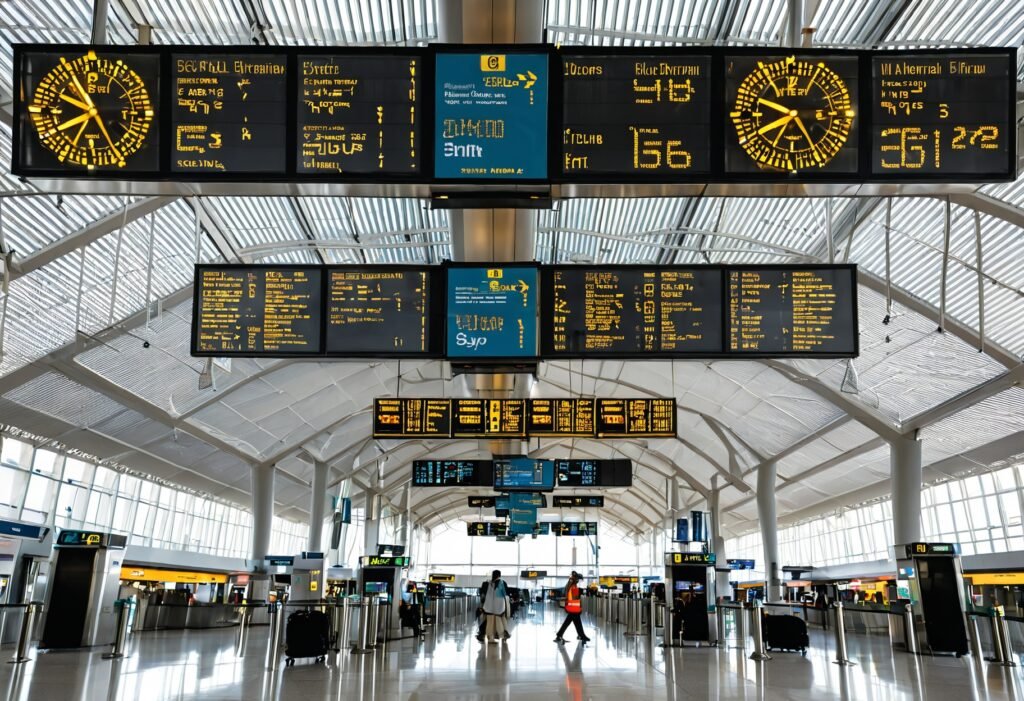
left=664, top=552, right=718, bottom=646
left=359, top=555, right=411, bottom=640
left=0, top=519, right=51, bottom=644
left=40, top=529, right=126, bottom=648
left=289, top=551, right=326, bottom=602
left=896, top=542, right=969, bottom=656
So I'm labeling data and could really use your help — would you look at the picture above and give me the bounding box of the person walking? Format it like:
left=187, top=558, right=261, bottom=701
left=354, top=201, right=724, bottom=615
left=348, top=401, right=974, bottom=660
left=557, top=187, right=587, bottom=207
left=401, top=582, right=424, bottom=638
left=479, top=569, right=511, bottom=643
left=554, top=571, right=590, bottom=644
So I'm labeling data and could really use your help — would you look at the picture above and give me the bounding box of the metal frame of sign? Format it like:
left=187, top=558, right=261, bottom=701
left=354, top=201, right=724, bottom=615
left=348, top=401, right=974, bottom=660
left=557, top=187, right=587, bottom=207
left=12, top=43, right=430, bottom=182
left=556, top=45, right=1016, bottom=184
left=13, top=45, right=1015, bottom=185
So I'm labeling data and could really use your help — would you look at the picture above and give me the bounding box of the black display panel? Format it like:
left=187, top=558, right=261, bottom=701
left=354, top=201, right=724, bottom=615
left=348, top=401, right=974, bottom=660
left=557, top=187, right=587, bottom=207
left=297, top=53, right=421, bottom=176
left=325, top=266, right=436, bottom=355
left=171, top=52, right=287, bottom=174
left=543, top=266, right=723, bottom=356
left=411, top=460, right=492, bottom=487
left=554, top=522, right=598, bottom=536
left=15, top=47, right=161, bottom=175
left=870, top=52, right=1014, bottom=179
left=560, top=52, right=712, bottom=178
left=451, top=399, right=527, bottom=438
left=555, top=459, right=632, bottom=487
left=552, top=495, right=605, bottom=508
left=526, top=398, right=595, bottom=436
left=191, top=265, right=321, bottom=355
left=468, top=496, right=496, bottom=508
left=493, top=458, right=556, bottom=492
left=467, top=522, right=508, bottom=537
left=726, top=265, right=858, bottom=356
left=372, top=398, right=452, bottom=438
left=725, top=53, right=859, bottom=177
left=596, top=399, right=676, bottom=438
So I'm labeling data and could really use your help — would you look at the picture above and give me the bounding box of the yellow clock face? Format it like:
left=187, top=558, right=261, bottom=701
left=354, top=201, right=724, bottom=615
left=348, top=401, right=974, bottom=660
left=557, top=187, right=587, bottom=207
left=27, top=51, right=154, bottom=169
left=730, top=55, right=855, bottom=172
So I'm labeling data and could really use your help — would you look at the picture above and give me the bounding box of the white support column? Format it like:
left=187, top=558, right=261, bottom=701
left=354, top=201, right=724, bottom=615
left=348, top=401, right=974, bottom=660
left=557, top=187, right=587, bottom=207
left=708, top=484, right=731, bottom=601
left=250, top=464, right=275, bottom=569
left=363, top=491, right=380, bottom=556
left=307, top=460, right=327, bottom=552
left=891, top=435, right=923, bottom=546
left=757, top=461, right=782, bottom=601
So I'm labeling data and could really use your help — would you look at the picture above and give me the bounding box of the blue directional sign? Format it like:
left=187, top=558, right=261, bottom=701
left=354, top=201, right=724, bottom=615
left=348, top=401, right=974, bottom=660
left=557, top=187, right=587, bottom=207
left=446, top=266, right=538, bottom=358
left=434, top=52, right=549, bottom=179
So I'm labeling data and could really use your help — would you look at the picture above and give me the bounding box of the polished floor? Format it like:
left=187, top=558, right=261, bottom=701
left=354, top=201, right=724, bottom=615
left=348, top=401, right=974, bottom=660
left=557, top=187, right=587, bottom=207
left=2, top=603, right=1022, bottom=700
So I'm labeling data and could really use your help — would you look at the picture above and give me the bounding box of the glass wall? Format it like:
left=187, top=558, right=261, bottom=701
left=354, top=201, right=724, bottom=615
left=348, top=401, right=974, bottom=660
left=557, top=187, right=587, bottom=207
left=726, top=461, right=1024, bottom=580
left=0, top=432, right=308, bottom=559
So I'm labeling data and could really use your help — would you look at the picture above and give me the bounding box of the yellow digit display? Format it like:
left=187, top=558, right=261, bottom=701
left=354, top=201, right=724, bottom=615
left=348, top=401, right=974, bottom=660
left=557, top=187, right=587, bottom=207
left=27, top=51, right=154, bottom=169
left=729, top=55, right=855, bottom=172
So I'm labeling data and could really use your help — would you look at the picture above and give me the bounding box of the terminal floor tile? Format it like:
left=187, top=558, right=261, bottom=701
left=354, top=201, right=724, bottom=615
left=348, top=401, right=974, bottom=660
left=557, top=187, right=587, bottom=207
left=1, top=604, right=1022, bottom=700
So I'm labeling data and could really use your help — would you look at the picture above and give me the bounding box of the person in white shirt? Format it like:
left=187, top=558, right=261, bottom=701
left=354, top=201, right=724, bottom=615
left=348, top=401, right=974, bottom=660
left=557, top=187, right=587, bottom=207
left=479, top=569, right=511, bottom=643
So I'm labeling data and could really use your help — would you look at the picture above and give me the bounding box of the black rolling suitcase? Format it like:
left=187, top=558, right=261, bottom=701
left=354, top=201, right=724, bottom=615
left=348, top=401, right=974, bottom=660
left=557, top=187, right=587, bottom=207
left=763, top=614, right=810, bottom=654
left=284, top=609, right=330, bottom=666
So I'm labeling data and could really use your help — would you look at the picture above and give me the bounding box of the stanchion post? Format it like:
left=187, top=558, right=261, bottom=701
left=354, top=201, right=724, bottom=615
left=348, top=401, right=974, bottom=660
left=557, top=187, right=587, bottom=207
left=737, top=604, right=746, bottom=647
left=988, top=606, right=1016, bottom=667
left=968, top=614, right=984, bottom=660
left=8, top=603, right=40, bottom=665
left=102, top=599, right=132, bottom=659
left=832, top=600, right=855, bottom=666
left=903, top=603, right=919, bottom=655
left=368, top=599, right=380, bottom=649
left=714, top=604, right=724, bottom=647
left=352, top=599, right=372, bottom=655
left=267, top=602, right=282, bottom=671
left=748, top=601, right=771, bottom=661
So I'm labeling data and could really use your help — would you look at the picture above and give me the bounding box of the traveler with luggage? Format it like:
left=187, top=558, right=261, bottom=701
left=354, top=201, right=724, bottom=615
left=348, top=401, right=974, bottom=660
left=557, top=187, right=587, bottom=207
left=479, top=570, right=511, bottom=643
left=815, top=591, right=829, bottom=630
left=401, top=582, right=424, bottom=638
left=554, top=571, right=590, bottom=644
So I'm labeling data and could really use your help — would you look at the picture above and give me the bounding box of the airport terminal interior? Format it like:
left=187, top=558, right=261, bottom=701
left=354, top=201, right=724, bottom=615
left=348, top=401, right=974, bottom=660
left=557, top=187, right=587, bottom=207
left=0, top=0, right=1023, bottom=699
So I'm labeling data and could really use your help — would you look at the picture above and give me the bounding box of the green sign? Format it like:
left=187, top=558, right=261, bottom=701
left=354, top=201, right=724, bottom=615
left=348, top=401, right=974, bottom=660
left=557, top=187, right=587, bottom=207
left=360, top=555, right=411, bottom=567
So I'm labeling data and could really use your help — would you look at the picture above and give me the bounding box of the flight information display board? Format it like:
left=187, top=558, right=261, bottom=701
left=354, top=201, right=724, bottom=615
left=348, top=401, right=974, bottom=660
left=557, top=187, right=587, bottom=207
left=552, top=495, right=605, bottom=508
left=554, top=522, right=598, bottom=536
left=451, top=399, right=526, bottom=438
left=727, top=265, right=858, bottom=356
left=325, top=267, right=436, bottom=355
left=434, top=50, right=549, bottom=180
left=411, top=460, right=492, bottom=487
left=724, top=53, right=859, bottom=177
left=468, top=496, right=497, bottom=508
left=14, top=47, right=161, bottom=175
left=555, top=459, right=632, bottom=487
left=560, top=52, right=712, bottom=178
left=870, top=52, right=1014, bottom=179
left=543, top=266, right=722, bottom=356
left=526, top=398, right=595, bottom=436
left=171, top=53, right=288, bottom=174
left=493, top=458, right=556, bottom=492
left=372, top=398, right=452, bottom=438
left=297, top=53, right=420, bottom=176
left=191, top=266, right=321, bottom=355
left=467, top=522, right=508, bottom=537
left=596, top=398, right=676, bottom=438
left=446, top=265, right=538, bottom=358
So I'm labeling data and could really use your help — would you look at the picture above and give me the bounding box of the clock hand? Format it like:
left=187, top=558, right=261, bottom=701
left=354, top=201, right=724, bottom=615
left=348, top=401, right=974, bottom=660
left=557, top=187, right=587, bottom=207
left=757, top=97, right=792, bottom=115
left=71, top=119, right=89, bottom=147
left=756, top=113, right=793, bottom=136
left=68, top=72, right=95, bottom=109
left=57, top=111, right=93, bottom=131
left=793, top=116, right=817, bottom=151
left=59, top=92, right=91, bottom=111
left=92, top=113, right=123, bottom=161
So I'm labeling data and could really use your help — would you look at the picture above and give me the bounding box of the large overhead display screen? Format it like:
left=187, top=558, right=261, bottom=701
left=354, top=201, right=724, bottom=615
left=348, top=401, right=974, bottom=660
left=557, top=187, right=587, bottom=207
left=15, top=48, right=161, bottom=175
left=297, top=54, right=420, bottom=175
left=325, top=267, right=436, bottom=355
left=596, top=398, right=676, bottom=438
left=493, top=458, right=556, bottom=492
left=171, top=53, right=288, bottom=174
left=446, top=265, right=538, bottom=358
left=560, top=53, right=712, bottom=178
left=725, top=53, right=859, bottom=177
left=451, top=399, right=526, bottom=438
left=372, top=398, right=452, bottom=438
left=526, top=398, right=595, bottom=437
left=870, top=52, right=1014, bottom=178
left=727, top=265, right=858, bottom=355
left=542, top=266, right=722, bottom=356
left=192, top=266, right=321, bottom=355
left=434, top=51, right=549, bottom=180
left=412, top=460, right=492, bottom=487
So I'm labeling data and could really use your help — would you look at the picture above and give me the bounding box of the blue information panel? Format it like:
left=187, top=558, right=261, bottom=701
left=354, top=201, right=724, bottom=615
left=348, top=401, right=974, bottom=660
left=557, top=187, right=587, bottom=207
left=434, top=52, right=549, bottom=179
left=494, top=457, right=555, bottom=492
left=509, top=493, right=540, bottom=535
left=446, top=266, right=538, bottom=357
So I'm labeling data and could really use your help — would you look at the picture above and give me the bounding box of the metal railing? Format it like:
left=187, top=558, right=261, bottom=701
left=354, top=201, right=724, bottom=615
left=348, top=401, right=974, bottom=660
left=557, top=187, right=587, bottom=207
left=2, top=602, right=43, bottom=664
